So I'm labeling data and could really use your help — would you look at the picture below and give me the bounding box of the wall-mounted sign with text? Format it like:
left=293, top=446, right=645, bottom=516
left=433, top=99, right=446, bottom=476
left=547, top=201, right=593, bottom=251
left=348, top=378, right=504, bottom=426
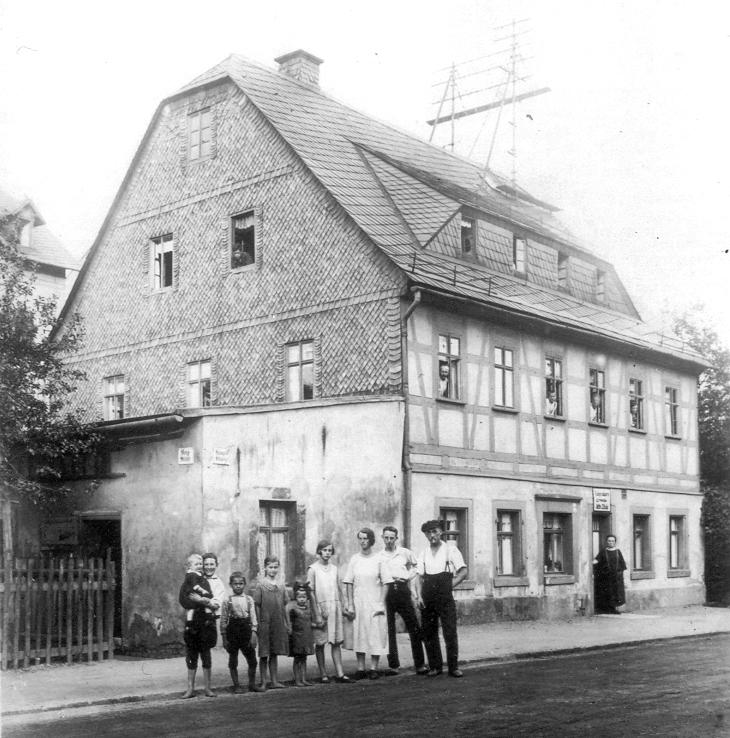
left=213, top=447, right=231, bottom=465
left=592, top=488, right=611, bottom=512
left=178, top=448, right=194, bottom=465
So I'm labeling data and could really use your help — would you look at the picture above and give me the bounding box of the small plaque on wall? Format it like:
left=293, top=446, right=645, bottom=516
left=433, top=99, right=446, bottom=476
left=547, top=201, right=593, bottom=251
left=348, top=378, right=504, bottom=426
left=178, top=448, right=194, bottom=464
left=213, top=447, right=231, bottom=465
left=593, top=489, right=611, bottom=512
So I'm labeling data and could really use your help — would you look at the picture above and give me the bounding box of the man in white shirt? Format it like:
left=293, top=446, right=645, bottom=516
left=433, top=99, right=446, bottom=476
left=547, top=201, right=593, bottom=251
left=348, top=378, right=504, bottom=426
left=416, top=519, right=467, bottom=678
left=379, top=526, right=427, bottom=675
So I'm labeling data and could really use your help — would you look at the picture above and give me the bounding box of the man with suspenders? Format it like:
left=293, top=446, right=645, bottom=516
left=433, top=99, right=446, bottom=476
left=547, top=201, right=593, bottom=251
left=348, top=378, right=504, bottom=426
left=416, top=519, right=468, bottom=678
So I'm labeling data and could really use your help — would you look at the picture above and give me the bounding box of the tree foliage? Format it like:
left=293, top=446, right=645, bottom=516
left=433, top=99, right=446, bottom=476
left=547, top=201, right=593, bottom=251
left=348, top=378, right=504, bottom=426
left=0, top=212, right=98, bottom=506
left=673, top=308, right=730, bottom=603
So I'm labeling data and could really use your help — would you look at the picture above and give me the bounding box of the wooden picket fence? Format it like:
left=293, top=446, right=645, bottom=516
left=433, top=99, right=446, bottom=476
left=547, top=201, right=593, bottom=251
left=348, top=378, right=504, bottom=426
left=0, top=553, right=116, bottom=670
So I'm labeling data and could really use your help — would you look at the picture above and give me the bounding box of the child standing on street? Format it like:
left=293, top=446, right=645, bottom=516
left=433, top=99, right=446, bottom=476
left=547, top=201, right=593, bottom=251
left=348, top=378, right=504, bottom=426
left=287, top=582, right=315, bottom=687
left=252, top=556, right=291, bottom=691
left=220, top=572, right=262, bottom=693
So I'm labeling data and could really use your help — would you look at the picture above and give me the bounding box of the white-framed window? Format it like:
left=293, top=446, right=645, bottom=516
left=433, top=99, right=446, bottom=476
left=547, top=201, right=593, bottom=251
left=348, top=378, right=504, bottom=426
left=543, top=512, right=573, bottom=574
left=633, top=514, right=651, bottom=571
left=440, top=506, right=469, bottom=570
left=152, top=234, right=174, bottom=290
left=545, top=357, right=563, bottom=416
left=629, top=378, right=644, bottom=430
left=286, top=340, right=314, bottom=401
left=231, top=211, right=255, bottom=268
left=258, top=502, right=294, bottom=583
left=103, top=375, right=125, bottom=420
left=187, top=360, right=211, bottom=408
left=496, top=510, right=522, bottom=576
left=460, top=215, right=476, bottom=255
left=437, top=334, right=461, bottom=400
left=494, top=346, right=514, bottom=408
left=669, top=515, right=686, bottom=571
left=589, top=368, right=606, bottom=424
left=188, top=108, right=212, bottom=160
left=513, top=236, right=527, bottom=274
left=665, top=386, right=679, bottom=436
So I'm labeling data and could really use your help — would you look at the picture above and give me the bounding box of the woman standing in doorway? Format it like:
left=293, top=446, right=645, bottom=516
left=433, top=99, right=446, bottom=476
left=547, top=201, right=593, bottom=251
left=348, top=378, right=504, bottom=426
left=594, top=535, right=627, bottom=614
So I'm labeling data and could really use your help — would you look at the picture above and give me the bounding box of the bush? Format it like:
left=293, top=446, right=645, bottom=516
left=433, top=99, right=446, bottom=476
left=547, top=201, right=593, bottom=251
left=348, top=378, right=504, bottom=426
left=702, top=485, right=730, bottom=604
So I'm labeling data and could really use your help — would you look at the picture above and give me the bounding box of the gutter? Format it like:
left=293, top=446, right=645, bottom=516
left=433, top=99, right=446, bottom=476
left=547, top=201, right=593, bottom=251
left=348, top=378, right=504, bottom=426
left=400, top=287, right=421, bottom=548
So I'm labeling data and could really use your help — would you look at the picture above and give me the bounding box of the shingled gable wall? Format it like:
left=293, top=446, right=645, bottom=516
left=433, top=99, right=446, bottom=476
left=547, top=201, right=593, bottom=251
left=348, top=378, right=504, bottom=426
left=63, top=80, right=406, bottom=420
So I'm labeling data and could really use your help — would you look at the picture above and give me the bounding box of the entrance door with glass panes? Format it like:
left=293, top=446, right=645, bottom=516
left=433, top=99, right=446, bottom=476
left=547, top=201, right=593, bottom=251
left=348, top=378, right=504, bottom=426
left=592, top=513, right=612, bottom=609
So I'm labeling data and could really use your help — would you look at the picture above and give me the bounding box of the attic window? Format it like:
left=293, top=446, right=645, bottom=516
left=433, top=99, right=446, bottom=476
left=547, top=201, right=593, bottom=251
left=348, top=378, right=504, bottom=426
left=558, top=253, right=569, bottom=289
left=188, top=108, right=212, bottom=160
left=152, top=234, right=174, bottom=290
left=513, top=236, right=527, bottom=274
left=460, top=216, right=476, bottom=255
left=231, top=211, right=255, bottom=269
left=596, top=270, right=606, bottom=302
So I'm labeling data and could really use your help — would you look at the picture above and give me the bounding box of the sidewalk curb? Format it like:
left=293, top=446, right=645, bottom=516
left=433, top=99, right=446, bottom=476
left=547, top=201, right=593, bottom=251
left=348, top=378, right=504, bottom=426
left=4, top=630, right=728, bottom=718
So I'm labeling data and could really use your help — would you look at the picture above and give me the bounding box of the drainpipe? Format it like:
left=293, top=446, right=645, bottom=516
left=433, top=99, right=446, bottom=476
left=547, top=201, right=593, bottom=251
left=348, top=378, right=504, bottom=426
left=400, top=287, right=421, bottom=549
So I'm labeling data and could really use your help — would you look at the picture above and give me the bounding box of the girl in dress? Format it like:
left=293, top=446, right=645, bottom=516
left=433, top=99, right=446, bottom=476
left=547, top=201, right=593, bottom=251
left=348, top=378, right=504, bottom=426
left=252, top=556, right=291, bottom=690
left=287, top=582, right=315, bottom=686
left=306, top=540, right=351, bottom=683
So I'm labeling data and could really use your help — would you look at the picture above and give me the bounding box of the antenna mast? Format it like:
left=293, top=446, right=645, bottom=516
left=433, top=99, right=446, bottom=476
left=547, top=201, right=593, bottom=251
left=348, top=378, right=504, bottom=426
left=427, top=19, right=550, bottom=194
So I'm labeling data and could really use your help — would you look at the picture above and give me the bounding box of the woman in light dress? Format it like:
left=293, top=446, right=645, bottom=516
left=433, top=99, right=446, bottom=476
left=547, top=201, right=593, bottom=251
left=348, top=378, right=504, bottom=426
left=342, top=527, right=392, bottom=679
left=306, top=540, right=352, bottom=683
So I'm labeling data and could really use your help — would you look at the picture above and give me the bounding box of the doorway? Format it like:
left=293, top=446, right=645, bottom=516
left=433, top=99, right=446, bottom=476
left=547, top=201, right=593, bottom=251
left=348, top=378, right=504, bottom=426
left=77, top=516, right=122, bottom=638
left=591, top=513, right=611, bottom=609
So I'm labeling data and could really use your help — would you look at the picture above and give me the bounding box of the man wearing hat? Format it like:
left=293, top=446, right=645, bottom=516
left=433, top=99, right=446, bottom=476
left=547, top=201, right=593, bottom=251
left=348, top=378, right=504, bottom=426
left=416, top=519, right=467, bottom=678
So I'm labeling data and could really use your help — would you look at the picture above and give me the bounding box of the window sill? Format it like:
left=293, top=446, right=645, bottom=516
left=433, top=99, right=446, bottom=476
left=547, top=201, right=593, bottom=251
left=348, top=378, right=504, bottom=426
left=588, top=422, right=608, bottom=429
left=494, top=575, right=529, bottom=588
left=436, top=396, right=466, bottom=406
left=630, top=570, right=655, bottom=580
left=628, top=427, right=647, bottom=435
left=453, top=579, right=476, bottom=591
left=544, top=414, right=565, bottom=422
left=492, top=405, right=518, bottom=414
left=667, top=569, right=690, bottom=578
left=544, top=574, right=575, bottom=586
left=664, top=435, right=682, bottom=441
left=230, top=263, right=256, bottom=273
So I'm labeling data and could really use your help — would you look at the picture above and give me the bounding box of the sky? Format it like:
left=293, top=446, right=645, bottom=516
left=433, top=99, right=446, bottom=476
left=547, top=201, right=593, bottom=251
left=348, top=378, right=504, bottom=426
left=0, top=0, right=728, bottom=346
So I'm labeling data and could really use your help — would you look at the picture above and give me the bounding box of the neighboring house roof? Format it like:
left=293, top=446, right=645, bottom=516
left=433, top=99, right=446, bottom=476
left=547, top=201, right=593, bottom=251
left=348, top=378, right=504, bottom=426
left=0, top=184, right=79, bottom=271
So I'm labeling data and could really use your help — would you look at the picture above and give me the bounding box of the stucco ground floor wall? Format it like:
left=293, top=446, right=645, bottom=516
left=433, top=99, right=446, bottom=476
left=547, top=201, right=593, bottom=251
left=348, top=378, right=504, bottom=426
left=62, top=397, right=405, bottom=650
left=408, top=470, right=704, bottom=622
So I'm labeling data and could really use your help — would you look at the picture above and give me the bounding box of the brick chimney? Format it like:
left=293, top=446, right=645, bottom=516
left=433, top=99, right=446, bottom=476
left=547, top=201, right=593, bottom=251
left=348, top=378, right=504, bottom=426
left=274, top=49, right=323, bottom=86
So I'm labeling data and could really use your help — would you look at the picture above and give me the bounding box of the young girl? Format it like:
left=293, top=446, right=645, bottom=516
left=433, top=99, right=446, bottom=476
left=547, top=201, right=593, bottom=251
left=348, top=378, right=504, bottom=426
left=306, top=540, right=351, bottom=683
left=252, top=556, right=291, bottom=690
left=287, top=582, right=315, bottom=687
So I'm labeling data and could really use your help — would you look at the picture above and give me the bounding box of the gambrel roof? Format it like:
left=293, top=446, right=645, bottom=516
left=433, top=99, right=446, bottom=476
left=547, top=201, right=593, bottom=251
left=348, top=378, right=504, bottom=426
left=58, top=53, right=703, bottom=368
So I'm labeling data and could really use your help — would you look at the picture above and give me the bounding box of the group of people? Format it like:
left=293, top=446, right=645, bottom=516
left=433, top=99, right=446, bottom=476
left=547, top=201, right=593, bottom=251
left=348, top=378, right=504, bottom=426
left=178, top=519, right=468, bottom=697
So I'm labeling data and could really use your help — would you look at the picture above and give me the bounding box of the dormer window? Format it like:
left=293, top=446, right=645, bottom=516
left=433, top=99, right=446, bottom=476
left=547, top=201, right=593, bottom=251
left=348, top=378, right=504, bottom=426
left=460, top=215, right=476, bottom=256
left=513, top=236, right=527, bottom=274
left=596, top=269, right=606, bottom=302
left=558, top=253, right=569, bottom=290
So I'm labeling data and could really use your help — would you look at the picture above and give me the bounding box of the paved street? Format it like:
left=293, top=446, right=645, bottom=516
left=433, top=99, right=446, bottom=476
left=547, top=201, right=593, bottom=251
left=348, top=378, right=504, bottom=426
left=5, top=634, right=730, bottom=737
